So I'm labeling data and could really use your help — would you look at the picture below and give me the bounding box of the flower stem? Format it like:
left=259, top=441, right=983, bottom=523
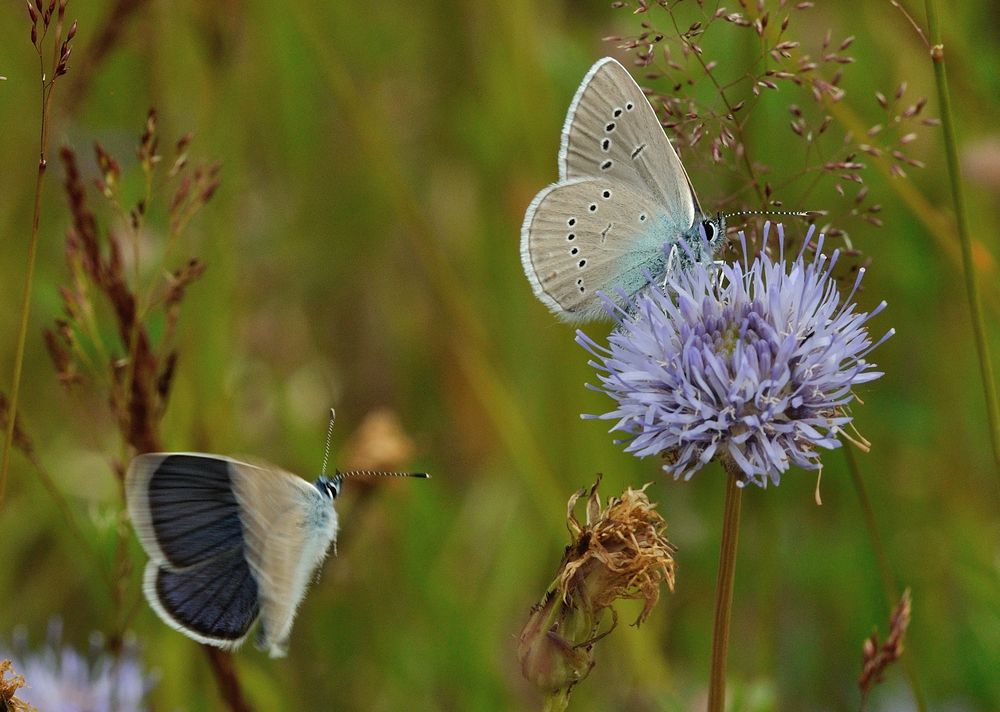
left=924, top=0, right=1000, bottom=481
left=708, top=464, right=743, bottom=712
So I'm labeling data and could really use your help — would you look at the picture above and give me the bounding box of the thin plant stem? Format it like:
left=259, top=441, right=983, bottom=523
left=924, top=0, right=1000, bottom=479
left=843, top=447, right=928, bottom=712
left=707, top=463, right=743, bottom=712
left=669, top=11, right=768, bottom=207
left=112, top=149, right=156, bottom=642
left=844, top=448, right=896, bottom=600
left=204, top=647, right=254, bottom=712
left=0, top=49, right=62, bottom=506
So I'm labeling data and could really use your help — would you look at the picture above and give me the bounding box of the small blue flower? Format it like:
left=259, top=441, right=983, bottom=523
left=2, top=619, right=156, bottom=712
left=578, top=224, right=892, bottom=487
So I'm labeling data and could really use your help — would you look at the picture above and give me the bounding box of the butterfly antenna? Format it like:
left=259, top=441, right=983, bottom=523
left=321, top=408, right=337, bottom=477
left=722, top=209, right=813, bottom=220
left=322, top=409, right=429, bottom=480
left=337, top=470, right=430, bottom=480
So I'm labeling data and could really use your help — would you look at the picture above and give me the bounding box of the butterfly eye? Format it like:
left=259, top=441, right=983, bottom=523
left=703, top=221, right=716, bottom=240
left=326, top=477, right=342, bottom=500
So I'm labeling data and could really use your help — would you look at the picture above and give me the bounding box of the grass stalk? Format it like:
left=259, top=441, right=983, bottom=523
left=843, top=447, right=927, bottom=711
left=923, top=0, right=1000, bottom=480
left=0, top=39, right=62, bottom=506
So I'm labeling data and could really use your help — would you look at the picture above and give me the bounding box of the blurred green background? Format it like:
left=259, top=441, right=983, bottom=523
left=1, top=0, right=999, bottom=710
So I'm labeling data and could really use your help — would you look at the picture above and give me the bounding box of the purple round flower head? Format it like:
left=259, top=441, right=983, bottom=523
left=3, top=619, right=156, bottom=712
left=578, top=223, right=893, bottom=487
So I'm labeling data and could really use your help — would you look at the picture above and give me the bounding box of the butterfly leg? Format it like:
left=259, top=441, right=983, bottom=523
left=662, top=244, right=679, bottom=288
left=712, top=259, right=730, bottom=291
left=254, top=622, right=269, bottom=651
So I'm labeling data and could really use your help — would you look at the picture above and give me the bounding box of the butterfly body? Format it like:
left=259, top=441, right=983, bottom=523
left=127, top=453, right=340, bottom=658
left=522, top=57, right=724, bottom=322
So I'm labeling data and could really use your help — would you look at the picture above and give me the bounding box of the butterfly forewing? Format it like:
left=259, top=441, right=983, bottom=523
left=127, top=454, right=245, bottom=570
left=559, top=57, right=699, bottom=225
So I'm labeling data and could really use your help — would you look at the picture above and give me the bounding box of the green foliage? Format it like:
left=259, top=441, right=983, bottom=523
left=0, top=0, right=999, bottom=709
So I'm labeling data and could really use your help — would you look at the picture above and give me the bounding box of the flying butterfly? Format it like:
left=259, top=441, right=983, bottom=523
left=125, top=410, right=428, bottom=657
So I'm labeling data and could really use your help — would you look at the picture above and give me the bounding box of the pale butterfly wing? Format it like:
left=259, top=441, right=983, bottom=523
left=126, top=453, right=261, bottom=649
left=229, top=461, right=338, bottom=658
left=559, top=57, right=699, bottom=225
left=521, top=177, right=672, bottom=322
left=522, top=57, right=716, bottom=321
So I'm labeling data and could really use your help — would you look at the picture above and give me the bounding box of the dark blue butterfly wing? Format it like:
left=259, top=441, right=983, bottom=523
left=127, top=453, right=264, bottom=647
left=128, top=454, right=245, bottom=569
left=146, top=547, right=260, bottom=644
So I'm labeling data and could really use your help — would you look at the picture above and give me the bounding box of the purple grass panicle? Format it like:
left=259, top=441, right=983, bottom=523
left=578, top=223, right=893, bottom=487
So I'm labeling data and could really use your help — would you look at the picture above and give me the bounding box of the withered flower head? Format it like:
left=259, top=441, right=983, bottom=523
left=0, top=659, right=36, bottom=712
left=518, top=477, right=676, bottom=699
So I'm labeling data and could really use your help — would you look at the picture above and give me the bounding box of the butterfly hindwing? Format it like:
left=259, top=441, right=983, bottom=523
left=144, top=548, right=260, bottom=648
left=522, top=177, right=673, bottom=322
